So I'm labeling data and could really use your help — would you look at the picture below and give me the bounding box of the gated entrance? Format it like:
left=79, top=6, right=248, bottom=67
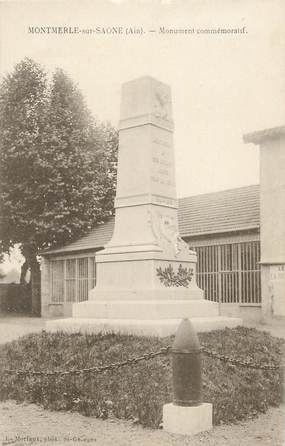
left=194, top=241, right=261, bottom=306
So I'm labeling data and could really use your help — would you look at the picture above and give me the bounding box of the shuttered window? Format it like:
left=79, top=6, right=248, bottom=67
left=195, top=241, right=261, bottom=305
left=51, top=260, right=64, bottom=303
left=50, top=256, right=96, bottom=303
left=66, top=259, right=76, bottom=302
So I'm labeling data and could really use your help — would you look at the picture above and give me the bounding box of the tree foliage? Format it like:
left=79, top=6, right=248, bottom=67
left=0, top=58, right=118, bottom=313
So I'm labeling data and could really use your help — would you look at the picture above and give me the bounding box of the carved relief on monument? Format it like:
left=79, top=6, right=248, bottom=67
left=152, top=85, right=171, bottom=121
left=151, top=137, right=175, bottom=191
left=147, top=209, right=193, bottom=258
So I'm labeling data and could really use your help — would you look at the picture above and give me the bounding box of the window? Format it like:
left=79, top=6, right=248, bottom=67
left=51, top=260, right=64, bottom=303
left=66, top=259, right=76, bottom=302
left=195, top=241, right=261, bottom=305
left=50, top=256, right=96, bottom=303
left=78, top=258, right=88, bottom=302
left=89, top=257, right=96, bottom=289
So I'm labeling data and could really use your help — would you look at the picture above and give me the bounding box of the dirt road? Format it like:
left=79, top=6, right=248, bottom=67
left=0, top=400, right=284, bottom=446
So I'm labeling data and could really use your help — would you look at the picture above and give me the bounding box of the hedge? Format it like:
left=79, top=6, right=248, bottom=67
left=0, top=326, right=283, bottom=428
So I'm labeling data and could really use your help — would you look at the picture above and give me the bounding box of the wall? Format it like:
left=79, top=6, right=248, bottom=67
left=219, top=303, right=262, bottom=322
left=260, top=138, right=285, bottom=264
left=0, top=283, right=31, bottom=313
left=260, top=136, right=285, bottom=318
left=41, top=251, right=97, bottom=318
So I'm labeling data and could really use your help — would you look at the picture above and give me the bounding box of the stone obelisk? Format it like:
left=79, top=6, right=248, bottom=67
left=48, top=76, right=242, bottom=336
left=72, top=76, right=221, bottom=330
left=90, top=76, right=202, bottom=299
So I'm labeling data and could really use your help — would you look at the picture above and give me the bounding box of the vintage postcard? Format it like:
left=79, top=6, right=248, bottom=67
left=0, top=1, right=284, bottom=445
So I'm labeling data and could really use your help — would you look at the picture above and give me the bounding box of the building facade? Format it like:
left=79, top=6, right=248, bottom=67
left=244, top=126, right=285, bottom=319
left=41, top=184, right=261, bottom=320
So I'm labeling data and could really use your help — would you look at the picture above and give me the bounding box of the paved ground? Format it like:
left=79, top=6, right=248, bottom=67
left=0, top=314, right=48, bottom=344
left=0, top=314, right=284, bottom=446
left=0, top=313, right=284, bottom=343
left=0, top=401, right=284, bottom=446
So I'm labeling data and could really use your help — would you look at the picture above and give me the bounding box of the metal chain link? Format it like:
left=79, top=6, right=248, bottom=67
left=200, top=345, right=284, bottom=370
left=2, top=346, right=171, bottom=377
left=2, top=343, right=283, bottom=377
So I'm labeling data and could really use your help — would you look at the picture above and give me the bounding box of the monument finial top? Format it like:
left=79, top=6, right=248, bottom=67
left=119, top=76, right=174, bottom=131
left=125, top=75, right=167, bottom=84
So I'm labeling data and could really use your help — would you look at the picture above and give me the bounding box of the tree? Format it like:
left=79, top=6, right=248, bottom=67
left=0, top=268, right=6, bottom=281
left=0, top=59, right=118, bottom=315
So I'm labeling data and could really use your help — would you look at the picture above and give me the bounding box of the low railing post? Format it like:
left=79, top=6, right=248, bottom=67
left=171, top=318, right=201, bottom=406
left=163, top=318, right=213, bottom=436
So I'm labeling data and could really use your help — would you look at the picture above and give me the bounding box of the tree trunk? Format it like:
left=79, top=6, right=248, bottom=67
left=22, top=242, right=41, bottom=316
left=20, top=260, right=29, bottom=284
left=30, top=258, right=41, bottom=316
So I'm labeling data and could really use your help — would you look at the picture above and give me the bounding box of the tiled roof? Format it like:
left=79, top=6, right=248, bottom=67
left=178, top=184, right=260, bottom=238
left=42, top=218, right=115, bottom=255
left=42, top=184, right=260, bottom=256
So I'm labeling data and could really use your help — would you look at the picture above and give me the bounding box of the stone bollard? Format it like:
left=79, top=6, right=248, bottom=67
left=163, top=318, right=213, bottom=436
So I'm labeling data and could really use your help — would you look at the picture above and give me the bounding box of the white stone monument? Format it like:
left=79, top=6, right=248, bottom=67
left=47, top=76, right=241, bottom=335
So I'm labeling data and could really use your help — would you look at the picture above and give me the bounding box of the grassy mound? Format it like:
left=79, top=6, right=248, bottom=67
left=0, top=327, right=283, bottom=428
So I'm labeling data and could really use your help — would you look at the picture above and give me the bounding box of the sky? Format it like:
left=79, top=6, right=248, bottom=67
left=0, top=0, right=285, bottom=271
left=1, top=0, right=285, bottom=197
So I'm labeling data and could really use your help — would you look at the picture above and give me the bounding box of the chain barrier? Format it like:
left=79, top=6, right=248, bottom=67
left=2, top=344, right=284, bottom=377
left=2, top=346, right=171, bottom=377
left=200, top=346, right=283, bottom=371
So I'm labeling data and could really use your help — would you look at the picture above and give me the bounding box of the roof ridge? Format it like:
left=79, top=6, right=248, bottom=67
left=178, top=184, right=260, bottom=201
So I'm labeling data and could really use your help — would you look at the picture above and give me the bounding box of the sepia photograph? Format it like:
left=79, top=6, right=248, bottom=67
left=0, top=1, right=284, bottom=445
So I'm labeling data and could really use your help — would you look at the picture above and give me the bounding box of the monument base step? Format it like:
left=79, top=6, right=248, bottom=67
left=45, top=316, right=243, bottom=337
left=89, top=287, right=204, bottom=301
left=72, top=299, right=219, bottom=319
